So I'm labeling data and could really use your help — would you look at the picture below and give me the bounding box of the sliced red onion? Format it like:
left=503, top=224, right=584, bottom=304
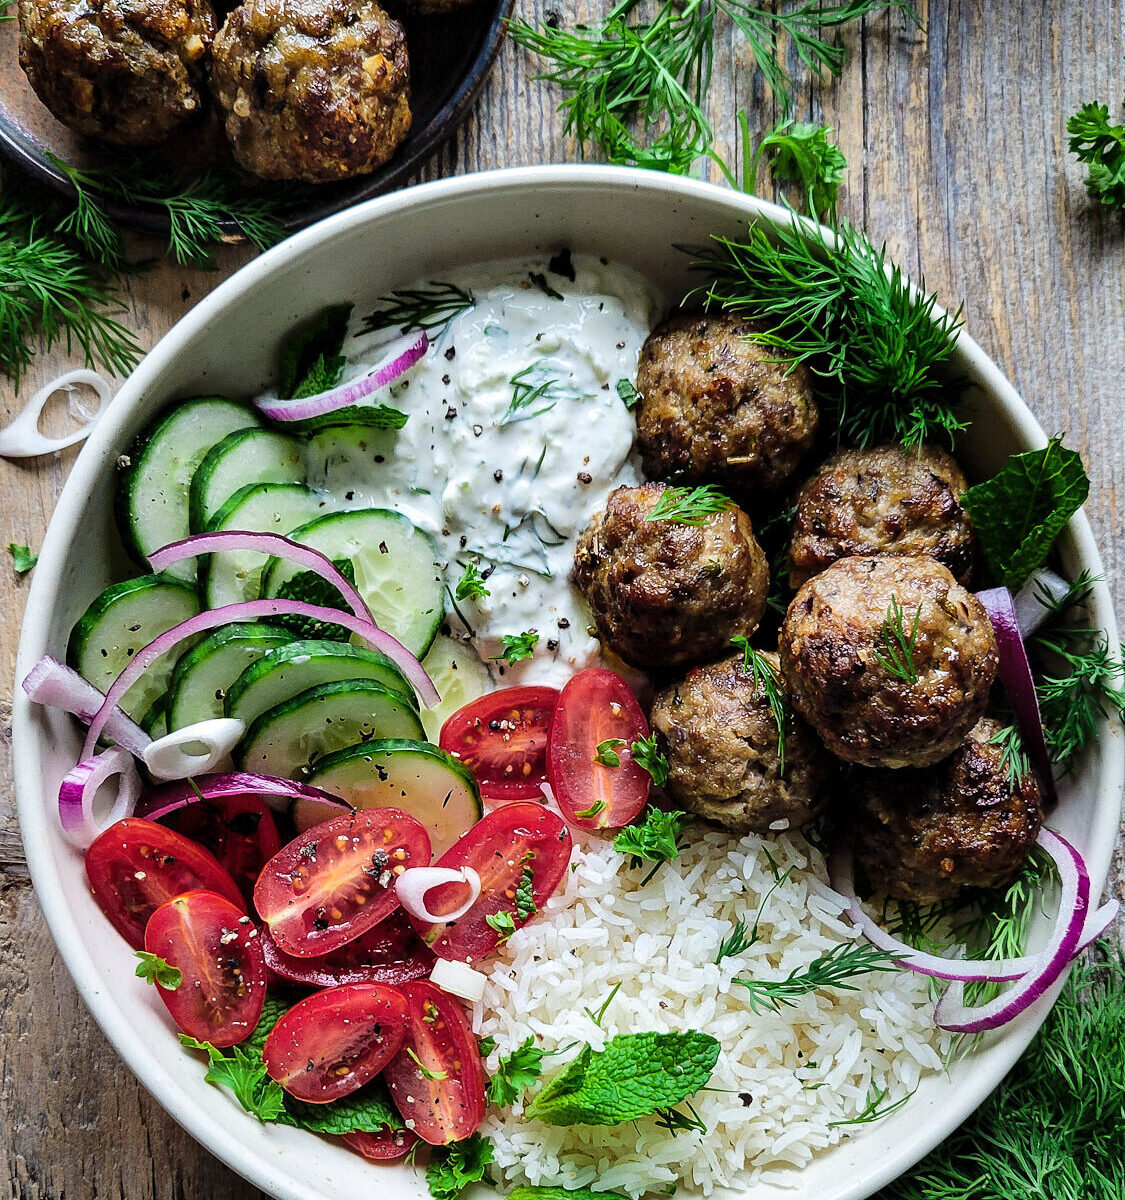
left=976, top=586, right=1058, bottom=805
left=58, top=745, right=143, bottom=849
left=1013, top=568, right=1072, bottom=639
left=137, top=771, right=348, bottom=820
left=23, top=655, right=150, bottom=756
left=82, top=597, right=438, bottom=760
left=933, top=827, right=1089, bottom=1033
left=147, top=532, right=373, bottom=629
left=395, top=866, right=481, bottom=923
left=142, top=718, right=246, bottom=781
left=253, top=332, right=428, bottom=423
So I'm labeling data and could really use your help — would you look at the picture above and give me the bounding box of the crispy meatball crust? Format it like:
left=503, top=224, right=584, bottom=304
left=634, top=311, right=819, bottom=492
left=788, top=443, right=975, bottom=589
left=211, top=0, right=411, bottom=182
left=849, top=719, right=1044, bottom=901
left=18, top=0, right=216, bottom=145
left=780, top=556, right=998, bottom=769
left=650, top=651, right=829, bottom=835
left=573, top=483, right=769, bottom=672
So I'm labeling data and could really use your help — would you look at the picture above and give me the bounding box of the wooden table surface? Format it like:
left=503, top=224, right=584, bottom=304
left=2, top=2, right=1123, bottom=1196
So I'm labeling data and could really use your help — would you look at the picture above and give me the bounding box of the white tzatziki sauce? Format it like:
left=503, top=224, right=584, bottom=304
left=303, top=254, right=663, bottom=686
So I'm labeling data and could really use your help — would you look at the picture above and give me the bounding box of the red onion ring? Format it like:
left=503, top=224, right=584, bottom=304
left=81, top=597, right=439, bottom=761
left=395, top=866, right=482, bottom=923
left=976, top=586, right=1058, bottom=805
left=253, top=332, right=428, bottom=423
left=147, top=531, right=373, bottom=629
left=58, top=745, right=143, bottom=849
left=22, top=655, right=150, bottom=756
left=136, top=771, right=348, bottom=820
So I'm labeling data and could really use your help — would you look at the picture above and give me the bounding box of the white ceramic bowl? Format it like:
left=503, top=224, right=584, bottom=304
left=14, top=166, right=1124, bottom=1200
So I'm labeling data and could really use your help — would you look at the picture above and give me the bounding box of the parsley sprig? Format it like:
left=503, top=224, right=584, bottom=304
left=490, top=630, right=539, bottom=664
left=455, top=560, right=491, bottom=601
left=748, top=118, right=848, bottom=218
left=613, top=808, right=693, bottom=882
left=1067, top=96, right=1125, bottom=211
left=873, top=596, right=922, bottom=683
left=425, top=1135, right=494, bottom=1200
left=134, top=951, right=181, bottom=990
left=486, top=1036, right=545, bottom=1107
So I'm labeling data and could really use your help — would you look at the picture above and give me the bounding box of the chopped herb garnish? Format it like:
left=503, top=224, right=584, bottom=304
left=514, top=865, right=538, bottom=921
left=630, top=732, right=670, bottom=786
left=455, top=560, right=491, bottom=602
left=486, top=1036, right=545, bottom=1106
left=616, top=378, right=643, bottom=409
left=594, top=738, right=627, bottom=767
left=715, top=919, right=756, bottom=965
left=731, top=638, right=786, bottom=772
left=477, top=1034, right=497, bottom=1057
left=8, top=543, right=38, bottom=574
left=828, top=1082, right=915, bottom=1127
left=502, top=364, right=559, bottom=426
left=134, top=951, right=181, bottom=990
left=654, top=1103, right=708, bottom=1135
left=528, top=271, right=565, bottom=300
left=407, top=1047, right=448, bottom=1081
left=645, top=484, right=731, bottom=525
left=362, top=281, right=475, bottom=335
left=490, top=631, right=539, bottom=664
left=734, top=942, right=899, bottom=1013
left=988, top=724, right=1031, bottom=788
left=485, top=910, right=517, bottom=941
left=872, top=596, right=922, bottom=684
left=575, top=799, right=608, bottom=819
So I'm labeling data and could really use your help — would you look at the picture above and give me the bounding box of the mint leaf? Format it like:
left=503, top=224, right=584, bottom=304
left=134, top=950, right=181, bottom=990
left=425, top=1133, right=494, bottom=1200
left=180, top=1035, right=287, bottom=1122
left=242, top=994, right=290, bottom=1057
left=278, top=1078, right=404, bottom=1134
left=525, top=1031, right=720, bottom=1127
left=274, top=556, right=356, bottom=640
left=486, top=1036, right=545, bottom=1107
left=961, top=439, right=1090, bottom=591
left=279, top=303, right=352, bottom=399
left=8, top=543, right=37, bottom=574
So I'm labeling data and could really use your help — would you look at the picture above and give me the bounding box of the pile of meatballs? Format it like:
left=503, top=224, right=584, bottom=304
left=17, top=0, right=473, bottom=182
left=572, top=311, right=1043, bottom=904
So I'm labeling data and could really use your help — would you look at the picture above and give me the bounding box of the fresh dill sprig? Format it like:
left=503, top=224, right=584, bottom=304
left=873, top=595, right=922, bottom=683
left=362, top=281, right=475, bottom=335
left=490, top=631, right=539, bottom=665
left=455, top=561, right=491, bottom=602
left=583, top=980, right=622, bottom=1028
left=715, top=849, right=794, bottom=963
left=747, top=118, right=848, bottom=218
left=654, top=1102, right=707, bottom=1135
left=731, top=638, right=787, bottom=772
left=734, top=942, right=899, bottom=1013
left=646, top=484, right=732, bottom=525
left=691, top=218, right=965, bottom=449
left=988, top=724, right=1031, bottom=788
left=829, top=1083, right=915, bottom=1127
left=502, top=364, right=559, bottom=425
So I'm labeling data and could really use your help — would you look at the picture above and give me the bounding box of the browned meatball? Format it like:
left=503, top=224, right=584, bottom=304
left=849, top=719, right=1044, bottom=900
left=634, top=311, right=818, bottom=492
left=650, top=651, right=830, bottom=834
left=780, top=556, right=998, bottom=769
left=18, top=0, right=216, bottom=145
left=211, top=0, right=411, bottom=182
left=573, top=483, right=769, bottom=671
left=788, top=443, right=975, bottom=589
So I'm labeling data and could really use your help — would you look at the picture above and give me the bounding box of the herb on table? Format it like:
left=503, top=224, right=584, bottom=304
left=502, top=364, right=560, bottom=426
left=425, top=1134, right=494, bottom=1200
left=8, top=543, right=38, bottom=575
left=691, top=218, right=964, bottom=450
left=491, top=631, right=539, bottom=664
left=362, top=281, right=475, bottom=335
left=631, top=732, right=670, bottom=786
left=731, top=638, right=787, bottom=772
left=526, top=1030, right=721, bottom=1127
left=1067, top=95, right=1125, bottom=211
left=278, top=304, right=352, bottom=399
left=616, top=378, right=642, bottom=409
left=748, top=118, right=848, bottom=218
left=960, top=438, right=1090, bottom=591
left=614, top=807, right=693, bottom=878
left=514, top=865, right=538, bottom=920
left=646, top=484, right=731, bottom=525
left=528, top=271, right=565, bottom=300
left=134, top=951, right=181, bottom=990
left=486, top=1036, right=545, bottom=1106
left=872, top=596, right=922, bottom=684
left=594, top=737, right=627, bottom=767
left=829, top=1082, right=915, bottom=1127
left=455, top=560, right=491, bottom=601
left=485, top=909, right=518, bottom=941
left=735, top=942, right=899, bottom=1013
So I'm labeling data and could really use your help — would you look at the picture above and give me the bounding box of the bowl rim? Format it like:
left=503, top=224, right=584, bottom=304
left=13, top=163, right=1124, bottom=1200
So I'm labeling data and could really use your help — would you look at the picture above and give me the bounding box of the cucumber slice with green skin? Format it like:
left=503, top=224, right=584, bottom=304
left=67, top=575, right=201, bottom=720
left=236, top=679, right=425, bottom=780
left=225, top=639, right=415, bottom=727
left=167, top=622, right=293, bottom=730
left=307, top=739, right=482, bottom=857
left=115, top=398, right=261, bottom=583
left=188, top=428, right=305, bottom=534
left=141, top=696, right=170, bottom=740
left=418, top=634, right=492, bottom=742
left=262, top=508, right=444, bottom=659
left=201, top=481, right=330, bottom=609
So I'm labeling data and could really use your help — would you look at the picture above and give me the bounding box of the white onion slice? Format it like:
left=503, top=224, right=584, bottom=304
left=0, top=369, right=112, bottom=458
left=1013, top=568, right=1072, bottom=638
left=395, top=866, right=481, bottom=923
left=142, top=718, right=246, bottom=781
left=57, top=746, right=142, bottom=849
left=22, top=655, right=150, bottom=755
left=429, top=957, right=488, bottom=1003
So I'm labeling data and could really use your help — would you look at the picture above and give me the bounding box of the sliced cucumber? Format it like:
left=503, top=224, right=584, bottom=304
left=115, top=398, right=261, bottom=583
left=168, top=623, right=293, bottom=729
left=261, top=509, right=444, bottom=659
left=202, top=482, right=330, bottom=609
left=225, top=639, right=416, bottom=727
left=141, top=696, right=170, bottom=740
left=236, top=679, right=425, bottom=780
left=419, top=634, right=492, bottom=742
left=307, top=739, right=482, bottom=857
left=67, top=575, right=201, bottom=719
left=189, top=428, right=305, bottom=534
left=304, top=424, right=402, bottom=493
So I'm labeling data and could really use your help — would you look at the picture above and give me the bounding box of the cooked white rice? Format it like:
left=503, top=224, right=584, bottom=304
left=471, top=827, right=952, bottom=1198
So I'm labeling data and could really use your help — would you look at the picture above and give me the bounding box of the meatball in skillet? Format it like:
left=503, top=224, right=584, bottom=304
left=18, top=0, right=216, bottom=145
left=650, top=651, right=830, bottom=835
left=211, top=0, right=411, bottom=182
left=848, top=718, right=1044, bottom=901
left=573, top=483, right=768, bottom=672
left=788, top=443, right=975, bottom=589
left=634, top=311, right=818, bottom=493
left=779, top=555, right=998, bottom=769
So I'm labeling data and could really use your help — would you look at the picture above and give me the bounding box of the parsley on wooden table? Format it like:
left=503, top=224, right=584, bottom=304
left=7, top=543, right=38, bottom=575
left=1067, top=93, right=1125, bottom=211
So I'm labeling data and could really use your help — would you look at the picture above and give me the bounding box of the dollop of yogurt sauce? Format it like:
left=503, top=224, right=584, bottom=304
left=304, top=254, right=662, bottom=686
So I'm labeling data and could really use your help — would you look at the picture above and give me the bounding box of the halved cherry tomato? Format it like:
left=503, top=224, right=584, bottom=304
left=260, top=909, right=434, bottom=988
left=383, top=980, right=485, bottom=1145
left=158, top=794, right=281, bottom=905
left=440, top=685, right=560, bottom=801
left=547, top=668, right=651, bottom=830
left=143, top=889, right=266, bottom=1047
left=85, top=817, right=245, bottom=949
left=408, top=801, right=571, bottom=962
left=262, top=982, right=408, bottom=1103
left=341, top=1128, right=419, bottom=1161
left=253, top=808, right=430, bottom=958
